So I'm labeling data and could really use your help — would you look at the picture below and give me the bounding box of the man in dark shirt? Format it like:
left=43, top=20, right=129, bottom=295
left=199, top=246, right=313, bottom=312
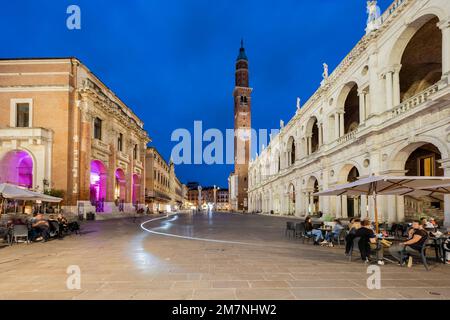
left=354, top=219, right=384, bottom=265
left=389, top=220, right=428, bottom=267
left=30, top=213, right=50, bottom=241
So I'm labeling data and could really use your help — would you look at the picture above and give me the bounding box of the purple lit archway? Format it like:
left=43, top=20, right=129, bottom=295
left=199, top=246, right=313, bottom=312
left=0, top=150, right=33, bottom=188
left=132, top=174, right=141, bottom=205
left=90, top=160, right=107, bottom=204
left=115, top=168, right=126, bottom=201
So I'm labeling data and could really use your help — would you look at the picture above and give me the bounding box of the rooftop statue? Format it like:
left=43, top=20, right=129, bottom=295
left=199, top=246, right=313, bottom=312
left=322, top=63, right=329, bottom=80
left=366, top=0, right=382, bottom=34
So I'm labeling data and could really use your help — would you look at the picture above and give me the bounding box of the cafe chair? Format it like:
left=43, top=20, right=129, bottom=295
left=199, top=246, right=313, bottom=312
left=400, top=236, right=430, bottom=271
left=12, top=225, right=29, bottom=244
left=285, top=222, right=296, bottom=238
left=347, top=237, right=361, bottom=262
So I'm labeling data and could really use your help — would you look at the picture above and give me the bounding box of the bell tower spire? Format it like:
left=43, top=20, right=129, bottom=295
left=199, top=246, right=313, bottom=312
left=231, top=39, right=252, bottom=211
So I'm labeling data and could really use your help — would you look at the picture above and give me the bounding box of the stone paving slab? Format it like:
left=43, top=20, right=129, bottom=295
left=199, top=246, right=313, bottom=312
left=0, top=212, right=449, bottom=300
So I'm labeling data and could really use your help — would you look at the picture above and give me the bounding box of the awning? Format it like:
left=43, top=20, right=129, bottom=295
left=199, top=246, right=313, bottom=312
left=314, top=176, right=450, bottom=197
left=313, top=176, right=450, bottom=233
left=0, top=183, right=62, bottom=203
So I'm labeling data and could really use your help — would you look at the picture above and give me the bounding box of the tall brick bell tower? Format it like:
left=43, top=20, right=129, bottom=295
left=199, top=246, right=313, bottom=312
left=233, top=39, right=252, bottom=211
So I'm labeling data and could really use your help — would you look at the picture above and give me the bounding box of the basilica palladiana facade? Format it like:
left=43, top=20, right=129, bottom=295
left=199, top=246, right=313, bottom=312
left=248, top=0, right=450, bottom=227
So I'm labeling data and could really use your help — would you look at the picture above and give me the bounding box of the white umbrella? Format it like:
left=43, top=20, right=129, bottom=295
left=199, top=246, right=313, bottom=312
left=314, top=176, right=450, bottom=233
left=0, top=183, right=62, bottom=202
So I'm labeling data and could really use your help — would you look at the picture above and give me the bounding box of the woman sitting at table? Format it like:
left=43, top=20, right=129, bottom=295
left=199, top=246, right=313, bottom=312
left=322, top=219, right=344, bottom=246
left=355, top=219, right=384, bottom=265
left=345, top=218, right=361, bottom=255
left=304, top=216, right=324, bottom=245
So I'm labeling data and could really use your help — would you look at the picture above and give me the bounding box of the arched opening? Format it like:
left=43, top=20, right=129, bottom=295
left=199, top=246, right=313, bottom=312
left=0, top=150, right=33, bottom=188
left=287, top=137, right=296, bottom=166
left=90, top=160, right=107, bottom=209
left=307, top=176, right=320, bottom=215
left=346, top=166, right=360, bottom=218
left=115, top=168, right=126, bottom=202
left=400, top=17, right=442, bottom=102
left=306, top=117, right=319, bottom=154
left=397, top=142, right=444, bottom=221
left=343, top=83, right=360, bottom=134
left=288, top=184, right=295, bottom=216
left=132, top=174, right=141, bottom=206
left=405, top=143, right=443, bottom=177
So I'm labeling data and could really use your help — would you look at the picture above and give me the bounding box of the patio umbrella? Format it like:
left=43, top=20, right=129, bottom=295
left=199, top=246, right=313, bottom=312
left=313, top=176, right=450, bottom=233
left=0, top=183, right=62, bottom=203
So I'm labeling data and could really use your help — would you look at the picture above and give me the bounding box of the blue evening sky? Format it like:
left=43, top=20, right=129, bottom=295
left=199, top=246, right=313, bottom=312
left=0, top=0, right=392, bottom=188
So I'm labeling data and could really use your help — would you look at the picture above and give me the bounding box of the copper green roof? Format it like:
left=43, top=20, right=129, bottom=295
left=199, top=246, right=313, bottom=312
left=236, top=39, right=248, bottom=61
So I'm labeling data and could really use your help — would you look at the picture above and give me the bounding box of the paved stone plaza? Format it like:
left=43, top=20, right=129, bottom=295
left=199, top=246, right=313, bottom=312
left=0, top=212, right=449, bottom=300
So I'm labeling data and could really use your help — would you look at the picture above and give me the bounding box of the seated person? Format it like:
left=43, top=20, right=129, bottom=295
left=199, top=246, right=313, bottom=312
left=57, top=213, right=69, bottom=230
left=30, top=213, right=50, bottom=242
left=48, top=214, right=62, bottom=238
left=429, top=218, right=439, bottom=229
left=58, top=213, right=80, bottom=234
left=345, top=218, right=361, bottom=255
left=354, top=219, right=384, bottom=265
left=421, top=217, right=435, bottom=230
left=304, top=216, right=324, bottom=245
left=389, top=220, right=428, bottom=268
left=322, top=219, right=344, bottom=246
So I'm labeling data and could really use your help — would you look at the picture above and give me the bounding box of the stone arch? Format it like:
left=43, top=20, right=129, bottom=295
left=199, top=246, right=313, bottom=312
left=286, top=136, right=296, bottom=166
left=337, top=164, right=362, bottom=218
left=389, top=136, right=449, bottom=172
left=288, top=183, right=296, bottom=216
left=337, top=161, right=363, bottom=184
left=272, top=148, right=281, bottom=173
left=90, top=160, right=108, bottom=207
left=337, top=81, right=360, bottom=134
left=305, top=175, right=320, bottom=215
left=132, top=173, right=141, bottom=205
left=114, top=168, right=126, bottom=201
left=388, top=13, right=445, bottom=67
left=389, top=138, right=448, bottom=221
left=305, top=116, right=319, bottom=154
left=0, top=149, right=35, bottom=188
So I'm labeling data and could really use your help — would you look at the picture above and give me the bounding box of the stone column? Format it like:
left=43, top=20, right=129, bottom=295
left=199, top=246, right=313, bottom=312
left=368, top=45, right=383, bottom=116
left=396, top=195, right=405, bottom=222
left=360, top=195, right=368, bottom=219
left=439, top=19, right=450, bottom=78
left=387, top=195, right=397, bottom=223
left=339, top=112, right=345, bottom=137
left=107, top=140, right=116, bottom=204
left=342, top=195, right=348, bottom=218
left=443, top=162, right=450, bottom=228
left=295, top=187, right=302, bottom=217
left=335, top=196, right=342, bottom=218
left=307, top=136, right=312, bottom=156
left=334, top=113, right=339, bottom=140
left=304, top=192, right=309, bottom=216
left=358, top=90, right=366, bottom=124
left=78, top=101, right=92, bottom=202
left=393, top=65, right=402, bottom=106
left=385, top=70, right=393, bottom=111
left=318, top=123, right=323, bottom=147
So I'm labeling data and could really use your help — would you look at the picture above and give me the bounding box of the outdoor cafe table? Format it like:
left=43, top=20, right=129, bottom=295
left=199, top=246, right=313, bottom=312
left=429, top=236, right=448, bottom=264
left=319, top=226, right=332, bottom=237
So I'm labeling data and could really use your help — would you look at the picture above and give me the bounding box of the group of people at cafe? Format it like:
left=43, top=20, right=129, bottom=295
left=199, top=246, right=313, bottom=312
left=303, top=215, right=447, bottom=267
left=2, top=212, right=79, bottom=243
